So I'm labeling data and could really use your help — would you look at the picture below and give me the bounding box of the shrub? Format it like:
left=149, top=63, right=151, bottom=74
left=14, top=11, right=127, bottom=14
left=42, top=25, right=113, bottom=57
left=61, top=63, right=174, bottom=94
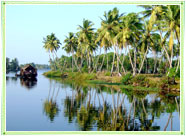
left=167, top=68, right=176, bottom=78
left=121, top=73, right=132, bottom=84
left=104, top=71, right=111, bottom=76
left=82, top=66, right=88, bottom=73
left=131, top=75, right=146, bottom=86
left=86, top=73, right=96, bottom=80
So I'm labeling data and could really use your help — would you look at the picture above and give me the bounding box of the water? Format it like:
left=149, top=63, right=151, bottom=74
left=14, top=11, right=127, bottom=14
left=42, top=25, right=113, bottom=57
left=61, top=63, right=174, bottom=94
left=6, top=70, right=180, bottom=131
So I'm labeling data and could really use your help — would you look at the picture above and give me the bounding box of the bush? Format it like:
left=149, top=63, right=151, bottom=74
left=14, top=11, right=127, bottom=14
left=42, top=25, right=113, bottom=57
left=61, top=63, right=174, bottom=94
left=82, top=66, right=88, bottom=73
left=104, top=71, right=111, bottom=76
left=86, top=73, right=96, bottom=80
left=167, top=68, right=180, bottom=78
left=131, top=75, right=146, bottom=86
left=121, top=73, right=132, bottom=84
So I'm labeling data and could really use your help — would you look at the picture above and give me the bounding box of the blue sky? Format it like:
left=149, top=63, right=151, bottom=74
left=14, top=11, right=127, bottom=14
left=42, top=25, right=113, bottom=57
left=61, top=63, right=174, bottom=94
left=6, top=4, right=144, bottom=64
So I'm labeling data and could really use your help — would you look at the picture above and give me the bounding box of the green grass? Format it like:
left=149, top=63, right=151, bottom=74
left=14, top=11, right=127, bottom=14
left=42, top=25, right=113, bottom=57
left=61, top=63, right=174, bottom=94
left=43, top=70, right=61, bottom=77
left=88, top=80, right=121, bottom=85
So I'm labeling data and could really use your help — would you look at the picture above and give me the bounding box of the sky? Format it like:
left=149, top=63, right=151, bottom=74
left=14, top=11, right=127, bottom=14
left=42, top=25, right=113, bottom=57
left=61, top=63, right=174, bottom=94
left=6, top=4, right=144, bottom=65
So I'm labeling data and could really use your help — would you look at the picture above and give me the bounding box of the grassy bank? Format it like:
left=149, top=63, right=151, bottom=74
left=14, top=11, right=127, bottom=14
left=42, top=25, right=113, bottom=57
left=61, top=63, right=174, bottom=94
left=43, top=70, right=180, bottom=93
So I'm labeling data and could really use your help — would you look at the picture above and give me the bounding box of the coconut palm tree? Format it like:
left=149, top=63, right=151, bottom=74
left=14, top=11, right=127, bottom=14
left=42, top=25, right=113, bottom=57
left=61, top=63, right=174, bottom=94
left=97, top=7, right=123, bottom=75
left=77, top=19, right=96, bottom=73
left=43, top=33, right=61, bottom=70
left=63, top=32, right=79, bottom=72
left=140, top=5, right=180, bottom=69
left=116, top=13, right=143, bottom=75
left=163, top=5, right=180, bottom=68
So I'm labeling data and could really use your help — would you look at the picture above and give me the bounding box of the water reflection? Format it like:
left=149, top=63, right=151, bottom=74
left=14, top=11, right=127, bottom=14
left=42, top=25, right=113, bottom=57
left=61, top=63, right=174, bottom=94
left=43, top=80, right=60, bottom=122
left=6, top=76, right=37, bottom=89
left=20, top=78, right=37, bottom=89
left=44, top=80, right=180, bottom=131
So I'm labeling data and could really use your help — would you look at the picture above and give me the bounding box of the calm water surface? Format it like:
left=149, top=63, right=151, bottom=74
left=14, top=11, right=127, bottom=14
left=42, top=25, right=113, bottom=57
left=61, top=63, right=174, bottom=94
left=6, top=70, right=180, bottom=131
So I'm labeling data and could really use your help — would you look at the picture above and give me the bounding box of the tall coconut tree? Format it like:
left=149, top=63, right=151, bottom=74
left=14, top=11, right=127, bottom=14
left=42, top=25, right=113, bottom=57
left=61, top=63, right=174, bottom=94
left=63, top=32, right=79, bottom=72
left=140, top=5, right=180, bottom=69
left=116, top=13, right=143, bottom=76
left=162, top=5, right=180, bottom=68
left=43, top=33, right=61, bottom=70
left=77, top=19, right=96, bottom=73
left=97, top=7, right=123, bottom=75
left=96, top=28, right=111, bottom=72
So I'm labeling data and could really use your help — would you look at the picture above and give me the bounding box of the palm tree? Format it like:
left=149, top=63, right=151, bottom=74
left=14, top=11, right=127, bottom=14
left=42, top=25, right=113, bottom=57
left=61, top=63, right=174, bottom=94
left=77, top=19, right=96, bottom=73
left=43, top=33, right=61, bottom=70
left=116, top=13, right=143, bottom=75
left=97, top=7, right=123, bottom=75
left=63, top=32, right=79, bottom=72
left=140, top=5, right=180, bottom=69
left=163, top=5, right=180, bottom=68
left=139, top=5, right=166, bottom=31
left=95, top=29, right=111, bottom=71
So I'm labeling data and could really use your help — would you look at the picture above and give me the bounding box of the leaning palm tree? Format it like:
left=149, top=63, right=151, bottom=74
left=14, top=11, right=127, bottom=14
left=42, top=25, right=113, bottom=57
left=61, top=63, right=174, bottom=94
left=139, top=5, right=167, bottom=31
left=163, top=5, right=180, bottom=68
left=43, top=33, right=61, bottom=70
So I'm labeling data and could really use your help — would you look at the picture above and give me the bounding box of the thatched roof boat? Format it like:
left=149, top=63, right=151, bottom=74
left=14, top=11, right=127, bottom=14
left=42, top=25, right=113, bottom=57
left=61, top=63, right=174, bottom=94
left=20, top=64, right=37, bottom=79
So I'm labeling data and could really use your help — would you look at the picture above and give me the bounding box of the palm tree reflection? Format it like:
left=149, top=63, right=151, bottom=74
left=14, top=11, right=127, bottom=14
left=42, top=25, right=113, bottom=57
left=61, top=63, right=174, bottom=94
left=43, top=80, right=60, bottom=122
left=44, top=80, right=180, bottom=131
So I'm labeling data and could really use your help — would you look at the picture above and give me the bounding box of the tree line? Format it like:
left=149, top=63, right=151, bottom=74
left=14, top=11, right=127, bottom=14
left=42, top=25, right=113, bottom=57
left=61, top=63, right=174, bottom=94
left=43, top=5, right=180, bottom=76
left=6, top=57, right=50, bottom=73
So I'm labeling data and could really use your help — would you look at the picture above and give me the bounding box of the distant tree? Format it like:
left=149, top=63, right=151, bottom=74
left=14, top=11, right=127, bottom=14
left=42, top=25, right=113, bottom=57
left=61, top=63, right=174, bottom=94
left=6, top=57, right=10, bottom=73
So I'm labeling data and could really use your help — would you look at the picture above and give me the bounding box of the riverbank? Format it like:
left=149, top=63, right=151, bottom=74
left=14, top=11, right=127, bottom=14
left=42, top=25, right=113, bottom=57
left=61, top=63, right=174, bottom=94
left=43, top=70, right=180, bottom=93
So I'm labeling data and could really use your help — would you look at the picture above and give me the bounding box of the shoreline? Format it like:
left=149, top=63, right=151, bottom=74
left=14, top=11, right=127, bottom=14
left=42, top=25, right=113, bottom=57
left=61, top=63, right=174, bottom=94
left=43, top=70, right=180, bottom=94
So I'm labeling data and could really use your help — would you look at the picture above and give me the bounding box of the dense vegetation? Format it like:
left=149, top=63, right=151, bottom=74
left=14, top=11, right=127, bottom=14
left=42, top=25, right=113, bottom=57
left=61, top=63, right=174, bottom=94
left=43, top=5, right=180, bottom=78
left=6, top=57, right=19, bottom=73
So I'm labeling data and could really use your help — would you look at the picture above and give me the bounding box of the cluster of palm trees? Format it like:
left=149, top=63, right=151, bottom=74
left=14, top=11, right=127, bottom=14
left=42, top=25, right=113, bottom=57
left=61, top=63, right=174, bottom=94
left=43, top=5, right=180, bottom=76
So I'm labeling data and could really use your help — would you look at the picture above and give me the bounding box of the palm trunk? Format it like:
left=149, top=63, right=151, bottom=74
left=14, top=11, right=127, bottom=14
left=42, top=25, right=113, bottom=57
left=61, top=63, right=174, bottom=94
left=121, top=48, right=125, bottom=66
left=163, top=45, right=172, bottom=68
left=92, top=50, right=101, bottom=73
left=138, top=45, right=149, bottom=74
left=116, top=48, right=120, bottom=74
left=71, top=48, right=74, bottom=72
left=128, top=45, right=135, bottom=75
left=99, top=49, right=106, bottom=71
left=134, top=47, right=137, bottom=76
left=73, top=55, right=81, bottom=72
left=88, top=53, right=91, bottom=73
left=111, top=52, right=116, bottom=75
left=114, top=44, right=126, bottom=75
left=52, top=53, right=56, bottom=70
left=160, top=30, right=172, bottom=68
left=153, top=50, right=157, bottom=74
